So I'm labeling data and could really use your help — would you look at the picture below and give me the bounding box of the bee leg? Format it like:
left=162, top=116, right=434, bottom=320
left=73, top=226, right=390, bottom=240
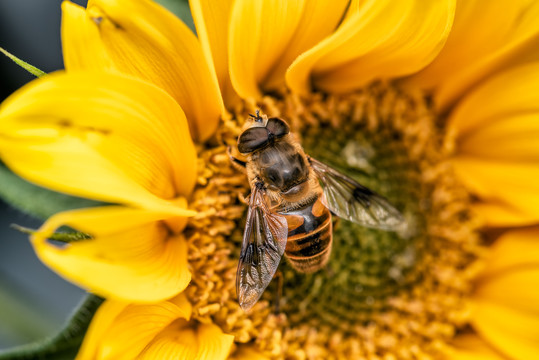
left=235, top=191, right=250, bottom=205
left=273, top=269, right=283, bottom=314
left=227, top=146, right=247, bottom=173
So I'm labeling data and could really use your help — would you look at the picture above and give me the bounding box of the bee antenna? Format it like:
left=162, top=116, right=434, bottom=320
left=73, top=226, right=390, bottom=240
left=249, top=109, right=263, bottom=123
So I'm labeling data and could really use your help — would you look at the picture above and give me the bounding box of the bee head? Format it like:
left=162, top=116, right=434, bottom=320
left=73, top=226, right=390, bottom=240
left=237, top=114, right=290, bottom=154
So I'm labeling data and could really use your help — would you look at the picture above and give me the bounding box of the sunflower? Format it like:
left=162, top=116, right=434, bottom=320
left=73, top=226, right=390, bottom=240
left=0, top=0, right=538, bottom=359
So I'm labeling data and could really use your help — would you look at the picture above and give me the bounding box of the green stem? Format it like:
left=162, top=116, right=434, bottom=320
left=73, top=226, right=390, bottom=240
left=0, top=47, right=46, bottom=78
left=0, top=295, right=104, bottom=360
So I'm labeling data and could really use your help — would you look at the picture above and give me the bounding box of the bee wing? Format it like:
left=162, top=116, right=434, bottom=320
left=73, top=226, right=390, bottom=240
left=236, top=185, right=288, bottom=311
left=309, top=157, right=404, bottom=231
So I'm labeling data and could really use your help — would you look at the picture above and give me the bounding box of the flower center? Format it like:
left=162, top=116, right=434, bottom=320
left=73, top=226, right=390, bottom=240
left=185, top=82, right=482, bottom=358
left=281, top=116, right=425, bottom=328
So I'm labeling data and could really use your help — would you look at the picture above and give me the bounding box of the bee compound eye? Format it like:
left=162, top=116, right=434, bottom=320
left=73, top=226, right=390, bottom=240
left=266, top=117, right=290, bottom=137
left=238, top=127, right=269, bottom=153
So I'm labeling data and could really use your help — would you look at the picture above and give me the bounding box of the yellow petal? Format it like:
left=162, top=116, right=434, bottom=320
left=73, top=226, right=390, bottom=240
left=479, top=227, right=539, bottom=278
left=61, top=1, right=114, bottom=71
left=228, top=0, right=305, bottom=99
left=457, top=113, right=539, bottom=162
left=471, top=270, right=539, bottom=360
left=475, top=268, right=539, bottom=316
left=77, top=295, right=193, bottom=360
left=448, top=63, right=539, bottom=140
left=472, top=201, right=539, bottom=228
left=100, top=301, right=192, bottom=359
left=76, top=300, right=129, bottom=360
left=32, top=206, right=191, bottom=302
left=469, top=228, right=539, bottom=360
left=63, top=0, right=224, bottom=141
left=227, top=0, right=349, bottom=99
left=448, top=63, right=539, bottom=226
left=475, top=228, right=539, bottom=312
left=260, top=0, right=350, bottom=92
left=446, top=333, right=506, bottom=360
left=189, top=0, right=239, bottom=107
left=451, top=157, right=539, bottom=227
left=0, top=71, right=196, bottom=216
left=287, top=0, right=455, bottom=95
left=404, top=0, right=539, bottom=111
left=139, top=322, right=234, bottom=360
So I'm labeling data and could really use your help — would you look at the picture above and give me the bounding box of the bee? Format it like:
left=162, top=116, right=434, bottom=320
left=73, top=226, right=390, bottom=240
left=232, top=111, right=405, bottom=311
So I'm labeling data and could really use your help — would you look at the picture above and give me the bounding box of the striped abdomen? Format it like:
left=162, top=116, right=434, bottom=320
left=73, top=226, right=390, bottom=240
left=281, top=195, right=333, bottom=273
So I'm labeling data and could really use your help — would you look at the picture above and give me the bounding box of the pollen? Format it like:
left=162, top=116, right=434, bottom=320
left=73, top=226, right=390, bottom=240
left=184, top=82, right=483, bottom=359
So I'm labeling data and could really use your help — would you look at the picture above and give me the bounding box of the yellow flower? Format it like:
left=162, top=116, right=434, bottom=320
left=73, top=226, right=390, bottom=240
left=1, top=0, right=538, bottom=359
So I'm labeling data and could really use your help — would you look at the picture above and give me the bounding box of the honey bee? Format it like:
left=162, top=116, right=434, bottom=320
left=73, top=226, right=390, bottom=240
left=233, top=111, right=404, bottom=311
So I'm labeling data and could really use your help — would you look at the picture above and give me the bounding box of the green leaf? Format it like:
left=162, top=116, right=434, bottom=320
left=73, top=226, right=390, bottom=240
left=0, top=163, right=105, bottom=220
left=155, top=0, right=196, bottom=33
left=0, top=294, right=104, bottom=360
left=0, top=47, right=46, bottom=78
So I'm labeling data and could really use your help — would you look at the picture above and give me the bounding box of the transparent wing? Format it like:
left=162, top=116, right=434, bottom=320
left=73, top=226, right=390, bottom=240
left=236, top=185, right=288, bottom=311
left=310, top=157, right=404, bottom=231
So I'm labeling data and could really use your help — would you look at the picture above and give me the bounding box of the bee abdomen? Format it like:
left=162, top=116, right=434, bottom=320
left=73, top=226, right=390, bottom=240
left=283, top=197, right=333, bottom=273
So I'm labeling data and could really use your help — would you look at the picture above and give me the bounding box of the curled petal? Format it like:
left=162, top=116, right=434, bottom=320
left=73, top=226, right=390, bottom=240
left=190, top=0, right=239, bottom=107
left=0, top=71, right=196, bottom=214
left=33, top=206, right=191, bottom=302
left=229, top=0, right=306, bottom=99
left=228, top=0, right=349, bottom=99
left=287, top=0, right=455, bottom=95
left=262, top=0, right=349, bottom=92
left=62, top=0, right=224, bottom=141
